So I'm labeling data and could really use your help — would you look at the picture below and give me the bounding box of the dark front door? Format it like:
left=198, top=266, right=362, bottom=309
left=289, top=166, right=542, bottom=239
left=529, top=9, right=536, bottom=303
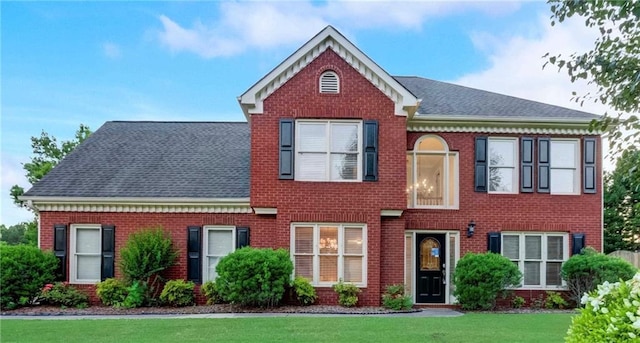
left=416, top=233, right=446, bottom=303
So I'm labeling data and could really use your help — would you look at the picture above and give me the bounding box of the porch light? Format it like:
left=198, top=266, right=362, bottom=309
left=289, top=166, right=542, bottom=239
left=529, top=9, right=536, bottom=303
left=467, top=220, right=475, bottom=237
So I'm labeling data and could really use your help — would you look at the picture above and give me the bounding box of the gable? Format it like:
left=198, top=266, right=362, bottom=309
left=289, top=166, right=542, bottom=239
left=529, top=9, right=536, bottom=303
left=238, top=26, right=419, bottom=118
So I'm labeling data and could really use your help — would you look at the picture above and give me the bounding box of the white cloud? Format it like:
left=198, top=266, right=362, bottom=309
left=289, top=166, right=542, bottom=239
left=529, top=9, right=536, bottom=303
left=102, top=42, right=122, bottom=59
left=455, top=14, right=606, bottom=115
left=0, top=154, right=33, bottom=226
left=453, top=14, right=622, bottom=168
left=156, top=1, right=522, bottom=58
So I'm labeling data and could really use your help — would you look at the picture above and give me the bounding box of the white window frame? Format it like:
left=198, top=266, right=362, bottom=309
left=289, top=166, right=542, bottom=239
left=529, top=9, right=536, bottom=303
left=295, top=120, right=362, bottom=182
left=290, top=223, right=367, bottom=287
left=550, top=139, right=580, bottom=195
left=407, top=135, right=459, bottom=209
left=202, top=226, right=236, bottom=283
left=488, top=137, right=518, bottom=194
left=501, top=232, right=569, bottom=289
left=70, top=224, right=102, bottom=284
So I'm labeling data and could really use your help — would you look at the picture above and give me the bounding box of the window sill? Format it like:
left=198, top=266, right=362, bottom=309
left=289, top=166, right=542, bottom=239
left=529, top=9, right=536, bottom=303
left=70, top=280, right=100, bottom=285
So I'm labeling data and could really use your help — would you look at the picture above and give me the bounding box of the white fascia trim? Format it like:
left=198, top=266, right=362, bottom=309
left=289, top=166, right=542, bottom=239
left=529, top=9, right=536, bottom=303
left=380, top=209, right=403, bottom=217
left=412, top=114, right=597, bottom=124
left=20, top=196, right=252, bottom=214
left=407, top=116, right=600, bottom=135
left=253, top=207, right=277, bottom=215
left=238, top=26, right=419, bottom=119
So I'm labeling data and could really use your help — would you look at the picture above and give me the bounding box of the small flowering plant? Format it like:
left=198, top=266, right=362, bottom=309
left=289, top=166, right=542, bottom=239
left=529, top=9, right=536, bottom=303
left=40, top=282, right=89, bottom=308
left=566, top=272, right=640, bottom=342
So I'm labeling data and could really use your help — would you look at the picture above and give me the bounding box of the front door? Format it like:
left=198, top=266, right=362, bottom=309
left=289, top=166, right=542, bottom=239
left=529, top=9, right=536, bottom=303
left=416, top=233, right=446, bottom=303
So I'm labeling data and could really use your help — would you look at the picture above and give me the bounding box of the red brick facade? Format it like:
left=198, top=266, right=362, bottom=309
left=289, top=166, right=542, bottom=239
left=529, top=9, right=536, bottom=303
left=37, top=47, right=602, bottom=307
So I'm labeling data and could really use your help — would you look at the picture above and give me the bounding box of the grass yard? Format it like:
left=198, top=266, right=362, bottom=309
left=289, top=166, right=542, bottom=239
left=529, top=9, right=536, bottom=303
left=0, top=313, right=572, bottom=343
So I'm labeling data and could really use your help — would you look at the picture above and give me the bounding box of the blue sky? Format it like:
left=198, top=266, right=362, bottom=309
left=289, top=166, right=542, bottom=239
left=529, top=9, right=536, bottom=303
left=1, top=1, right=608, bottom=226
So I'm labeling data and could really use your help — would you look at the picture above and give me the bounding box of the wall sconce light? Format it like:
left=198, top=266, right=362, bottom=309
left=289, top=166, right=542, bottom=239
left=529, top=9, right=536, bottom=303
left=467, top=220, right=476, bottom=237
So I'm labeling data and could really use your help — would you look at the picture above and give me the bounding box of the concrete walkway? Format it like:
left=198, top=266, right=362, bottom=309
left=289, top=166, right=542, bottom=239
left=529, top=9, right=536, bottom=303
left=1, top=308, right=463, bottom=320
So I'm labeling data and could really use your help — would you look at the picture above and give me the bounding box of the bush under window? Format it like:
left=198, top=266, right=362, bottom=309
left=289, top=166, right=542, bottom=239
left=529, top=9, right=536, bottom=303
left=40, top=282, right=89, bottom=308
left=453, top=252, right=522, bottom=310
left=215, top=247, right=293, bottom=307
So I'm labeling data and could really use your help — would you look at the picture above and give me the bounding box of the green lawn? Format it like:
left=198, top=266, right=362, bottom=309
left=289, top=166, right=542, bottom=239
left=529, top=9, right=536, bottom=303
left=0, top=313, right=572, bottom=343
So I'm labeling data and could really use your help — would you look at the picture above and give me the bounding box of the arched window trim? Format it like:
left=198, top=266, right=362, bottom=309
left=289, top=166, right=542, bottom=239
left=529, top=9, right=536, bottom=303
left=319, top=70, right=340, bottom=94
left=413, top=135, right=450, bottom=153
left=407, top=135, right=459, bottom=209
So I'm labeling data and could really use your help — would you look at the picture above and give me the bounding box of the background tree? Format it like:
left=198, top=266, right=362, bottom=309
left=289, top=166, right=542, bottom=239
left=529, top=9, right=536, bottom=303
left=545, top=0, right=639, bottom=155
left=0, top=221, right=37, bottom=246
left=603, top=148, right=640, bottom=253
left=10, top=124, right=91, bottom=209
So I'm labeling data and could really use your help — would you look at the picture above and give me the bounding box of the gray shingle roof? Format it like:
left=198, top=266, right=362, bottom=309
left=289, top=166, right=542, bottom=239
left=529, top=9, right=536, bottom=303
left=23, top=121, right=250, bottom=198
left=395, top=76, right=599, bottom=120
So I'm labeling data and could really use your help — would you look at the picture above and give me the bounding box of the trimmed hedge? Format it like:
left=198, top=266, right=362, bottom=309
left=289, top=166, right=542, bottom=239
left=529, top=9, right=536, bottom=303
left=0, top=244, right=58, bottom=309
left=561, top=247, right=636, bottom=305
left=215, top=247, right=293, bottom=307
left=453, top=252, right=522, bottom=310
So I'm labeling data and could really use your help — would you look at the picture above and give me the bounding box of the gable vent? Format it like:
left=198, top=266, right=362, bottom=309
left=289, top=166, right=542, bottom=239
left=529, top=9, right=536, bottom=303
left=319, top=71, right=339, bottom=94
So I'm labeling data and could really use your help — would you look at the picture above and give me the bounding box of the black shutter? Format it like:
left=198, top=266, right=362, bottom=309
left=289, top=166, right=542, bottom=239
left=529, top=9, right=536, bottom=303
left=538, top=138, right=550, bottom=193
left=572, top=233, right=585, bottom=255
left=521, top=137, right=534, bottom=193
left=101, top=225, right=115, bottom=280
left=236, top=227, right=250, bottom=249
left=53, top=224, right=67, bottom=281
left=363, top=120, right=378, bottom=181
left=487, top=232, right=501, bottom=253
left=187, top=226, right=202, bottom=283
left=583, top=138, right=597, bottom=194
left=279, top=118, right=295, bottom=180
left=475, top=137, right=488, bottom=192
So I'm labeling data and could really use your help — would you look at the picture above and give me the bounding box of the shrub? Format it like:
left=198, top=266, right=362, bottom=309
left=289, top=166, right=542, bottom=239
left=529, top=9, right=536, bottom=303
left=566, top=273, right=640, bottom=342
left=0, top=244, right=58, bottom=309
left=332, top=279, right=361, bottom=307
left=201, top=281, right=224, bottom=305
left=511, top=296, right=525, bottom=309
left=96, top=278, right=128, bottom=307
left=122, top=281, right=147, bottom=309
left=544, top=291, right=568, bottom=309
left=160, top=280, right=195, bottom=307
left=561, top=247, right=636, bottom=305
left=381, top=284, right=413, bottom=310
left=119, top=228, right=178, bottom=303
left=292, top=276, right=317, bottom=306
left=216, top=247, right=293, bottom=307
left=40, top=282, right=89, bottom=308
left=453, top=252, right=522, bottom=310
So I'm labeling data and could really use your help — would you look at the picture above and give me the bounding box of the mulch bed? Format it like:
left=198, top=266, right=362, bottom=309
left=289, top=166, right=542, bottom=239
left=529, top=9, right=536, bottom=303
left=1, top=304, right=420, bottom=316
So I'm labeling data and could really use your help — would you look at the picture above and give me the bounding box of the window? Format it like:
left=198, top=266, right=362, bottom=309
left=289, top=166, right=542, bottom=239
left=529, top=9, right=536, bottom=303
left=291, top=223, right=366, bottom=286
left=488, top=138, right=518, bottom=193
left=502, top=232, right=568, bottom=288
left=295, top=120, right=361, bottom=181
left=407, top=135, right=459, bottom=208
left=203, top=226, right=235, bottom=282
left=319, top=71, right=339, bottom=93
left=550, top=140, right=579, bottom=194
left=70, top=224, right=102, bottom=283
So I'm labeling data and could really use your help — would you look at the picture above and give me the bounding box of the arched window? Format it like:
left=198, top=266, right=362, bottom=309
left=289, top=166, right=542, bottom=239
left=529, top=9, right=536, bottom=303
left=319, top=71, right=339, bottom=94
left=406, top=135, right=458, bottom=209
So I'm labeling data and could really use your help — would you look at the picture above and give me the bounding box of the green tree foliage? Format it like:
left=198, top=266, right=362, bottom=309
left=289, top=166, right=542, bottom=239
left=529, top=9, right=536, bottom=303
left=546, top=1, right=640, bottom=155
left=453, top=252, right=522, bottom=310
left=604, top=148, right=640, bottom=252
left=10, top=124, right=91, bottom=209
left=0, top=221, right=37, bottom=246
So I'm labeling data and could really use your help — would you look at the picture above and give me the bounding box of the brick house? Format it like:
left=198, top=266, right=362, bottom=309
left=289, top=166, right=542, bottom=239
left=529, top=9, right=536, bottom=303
left=22, top=26, right=601, bottom=306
